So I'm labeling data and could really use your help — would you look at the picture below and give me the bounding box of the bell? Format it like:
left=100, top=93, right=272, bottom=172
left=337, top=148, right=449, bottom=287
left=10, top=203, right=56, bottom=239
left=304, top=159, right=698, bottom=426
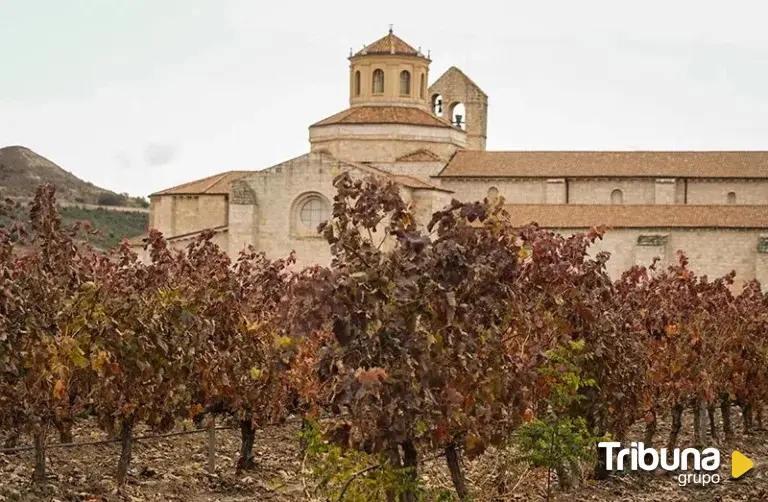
left=454, top=114, right=464, bottom=127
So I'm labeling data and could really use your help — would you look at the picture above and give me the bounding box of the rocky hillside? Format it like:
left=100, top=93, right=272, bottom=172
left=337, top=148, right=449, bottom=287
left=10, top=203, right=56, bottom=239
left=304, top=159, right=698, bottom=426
left=0, top=145, right=149, bottom=249
left=0, top=145, right=147, bottom=208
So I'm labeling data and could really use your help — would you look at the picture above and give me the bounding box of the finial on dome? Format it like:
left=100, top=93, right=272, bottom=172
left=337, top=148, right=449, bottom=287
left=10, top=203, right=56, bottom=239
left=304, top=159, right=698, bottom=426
left=389, top=24, right=393, bottom=34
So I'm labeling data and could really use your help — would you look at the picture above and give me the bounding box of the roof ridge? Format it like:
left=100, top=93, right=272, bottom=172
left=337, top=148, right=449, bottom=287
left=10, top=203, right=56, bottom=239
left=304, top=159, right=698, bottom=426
left=441, top=151, right=768, bottom=179
left=152, top=171, right=232, bottom=196
left=201, top=172, right=230, bottom=193
left=395, top=148, right=442, bottom=162
left=151, top=170, right=252, bottom=196
left=501, top=203, right=768, bottom=229
left=392, top=172, right=453, bottom=192
left=354, top=31, right=421, bottom=57
left=333, top=157, right=451, bottom=192
left=311, top=105, right=453, bottom=129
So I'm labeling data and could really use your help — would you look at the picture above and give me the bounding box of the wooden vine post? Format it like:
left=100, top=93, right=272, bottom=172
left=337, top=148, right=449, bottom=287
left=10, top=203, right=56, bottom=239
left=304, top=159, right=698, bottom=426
left=207, top=416, right=216, bottom=474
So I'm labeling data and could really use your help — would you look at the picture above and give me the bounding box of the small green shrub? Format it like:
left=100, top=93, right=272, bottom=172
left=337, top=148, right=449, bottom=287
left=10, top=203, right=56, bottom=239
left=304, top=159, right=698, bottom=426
left=96, top=192, right=127, bottom=207
left=300, top=419, right=454, bottom=501
left=516, top=340, right=606, bottom=492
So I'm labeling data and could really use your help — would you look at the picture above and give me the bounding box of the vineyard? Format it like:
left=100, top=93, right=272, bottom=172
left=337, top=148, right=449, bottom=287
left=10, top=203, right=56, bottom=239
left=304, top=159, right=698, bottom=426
left=1, top=178, right=767, bottom=501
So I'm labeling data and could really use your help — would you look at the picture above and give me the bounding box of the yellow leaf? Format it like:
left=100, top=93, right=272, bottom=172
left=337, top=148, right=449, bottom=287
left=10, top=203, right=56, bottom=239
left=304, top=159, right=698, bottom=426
left=70, top=347, right=88, bottom=368
left=250, top=367, right=262, bottom=380
left=275, top=336, right=293, bottom=349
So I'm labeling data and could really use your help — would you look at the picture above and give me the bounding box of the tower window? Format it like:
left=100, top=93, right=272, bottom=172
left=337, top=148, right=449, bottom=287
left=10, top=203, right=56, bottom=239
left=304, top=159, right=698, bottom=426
left=372, top=69, right=384, bottom=94
left=400, top=70, right=411, bottom=95
left=432, top=94, right=443, bottom=117
left=487, top=187, right=499, bottom=200
left=727, top=191, right=736, bottom=204
left=354, top=70, right=361, bottom=96
left=611, top=189, right=624, bottom=204
left=451, top=102, right=466, bottom=130
left=420, top=74, right=426, bottom=99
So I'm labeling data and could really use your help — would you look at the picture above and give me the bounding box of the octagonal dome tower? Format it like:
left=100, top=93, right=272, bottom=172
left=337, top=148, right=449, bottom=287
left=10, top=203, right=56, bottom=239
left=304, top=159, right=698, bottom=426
left=309, top=29, right=467, bottom=166
left=348, top=27, right=431, bottom=110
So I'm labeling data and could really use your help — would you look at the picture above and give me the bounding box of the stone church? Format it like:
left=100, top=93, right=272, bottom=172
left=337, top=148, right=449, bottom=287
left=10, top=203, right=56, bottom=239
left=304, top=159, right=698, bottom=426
left=137, top=29, right=768, bottom=287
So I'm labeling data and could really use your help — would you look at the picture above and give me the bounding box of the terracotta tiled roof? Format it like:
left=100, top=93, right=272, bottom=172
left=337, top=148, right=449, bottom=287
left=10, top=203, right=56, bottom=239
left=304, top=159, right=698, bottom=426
left=354, top=31, right=421, bottom=57
left=504, top=204, right=768, bottom=229
left=391, top=174, right=448, bottom=191
left=312, top=106, right=452, bottom=129
left=151, top=171, right=251, bottom=196
left=439, top=151, right=768, bottom=179
left=340, top=158, right=452, bottom=192
left=395, top=149, right=443, bottom=162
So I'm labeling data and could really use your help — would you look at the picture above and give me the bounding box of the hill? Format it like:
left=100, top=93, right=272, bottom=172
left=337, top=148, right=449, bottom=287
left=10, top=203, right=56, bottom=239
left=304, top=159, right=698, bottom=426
left=60, top=206, right=149, bottom=249
left=0, top=145, right=148, bottom=208
left=0, top=146, right=149, bottom=249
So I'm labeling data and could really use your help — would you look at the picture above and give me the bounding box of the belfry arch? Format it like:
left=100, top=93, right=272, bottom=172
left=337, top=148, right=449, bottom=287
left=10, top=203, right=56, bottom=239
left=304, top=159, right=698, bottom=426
left=428, top=66, right=488, bottom=150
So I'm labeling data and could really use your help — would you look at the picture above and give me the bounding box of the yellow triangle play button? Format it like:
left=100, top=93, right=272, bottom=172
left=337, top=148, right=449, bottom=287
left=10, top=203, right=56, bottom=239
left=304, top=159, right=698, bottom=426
left=732, top=451, right=754, bottom=479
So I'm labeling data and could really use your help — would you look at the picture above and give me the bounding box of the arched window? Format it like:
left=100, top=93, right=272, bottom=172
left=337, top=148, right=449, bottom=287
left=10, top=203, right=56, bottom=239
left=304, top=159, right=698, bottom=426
left=432, top=94, right=443, bottom=117
left=354, top=70, right=361, bottom=96
left=420, top=74, right=426, bottom=98
left=611, top=189, right=623, bottom=204
left=372, top=69, right=384, bottom=94
left=451, top=103, right=466, bottom=130
left=400, top=70, right=411, bottom=95
left=487, top=187, right=499, bottom=200
left=727, top=191, right=737, bottom=204
left=299, top=197, right=330, bottom=230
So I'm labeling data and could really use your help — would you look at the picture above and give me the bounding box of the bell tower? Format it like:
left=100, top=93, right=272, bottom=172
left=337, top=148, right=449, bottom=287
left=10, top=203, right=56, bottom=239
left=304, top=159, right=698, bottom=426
left=309, top=29, right=468, bottom=164
left=428, top=67, right=488, bottom=150
left=348, top=28, right=432, bottom=111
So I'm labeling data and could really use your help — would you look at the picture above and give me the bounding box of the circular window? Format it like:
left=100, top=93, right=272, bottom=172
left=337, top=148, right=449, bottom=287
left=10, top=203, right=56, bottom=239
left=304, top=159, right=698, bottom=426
left=299, top=197, right=329, bottom=229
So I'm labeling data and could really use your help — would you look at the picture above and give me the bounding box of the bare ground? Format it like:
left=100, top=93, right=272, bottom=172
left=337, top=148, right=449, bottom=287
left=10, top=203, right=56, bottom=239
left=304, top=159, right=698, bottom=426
left=0, top=408, right=766, bottom=502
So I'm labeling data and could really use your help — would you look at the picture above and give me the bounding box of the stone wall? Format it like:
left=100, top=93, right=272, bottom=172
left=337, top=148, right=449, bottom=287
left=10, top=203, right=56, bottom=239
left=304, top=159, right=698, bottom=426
left=568, top=179, right=656, bottom=204
left=560, top=227, right=768, bottom=289
left=149, top=194, right=228, bottom=238
left=438, top=178, right=546, bottom=204
left=149, top=195, right=173, bottom=235
left=439, top=177, right=768, bottom=206
left=309, top=123, right=466, bottom=163
left=371, top=161, right=446, bottom=179
left=227, top=152, right=443, bottom=267
left=686, top=179, right=768, bottom=205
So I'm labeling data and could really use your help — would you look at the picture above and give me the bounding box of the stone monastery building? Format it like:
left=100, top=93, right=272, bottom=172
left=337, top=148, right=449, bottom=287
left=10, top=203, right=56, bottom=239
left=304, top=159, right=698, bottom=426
left=140, top=29, right=768, bottom=286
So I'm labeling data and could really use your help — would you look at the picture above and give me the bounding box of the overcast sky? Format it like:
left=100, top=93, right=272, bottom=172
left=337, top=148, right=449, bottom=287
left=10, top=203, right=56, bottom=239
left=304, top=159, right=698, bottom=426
left=2, top=0, right=768, bottom=197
